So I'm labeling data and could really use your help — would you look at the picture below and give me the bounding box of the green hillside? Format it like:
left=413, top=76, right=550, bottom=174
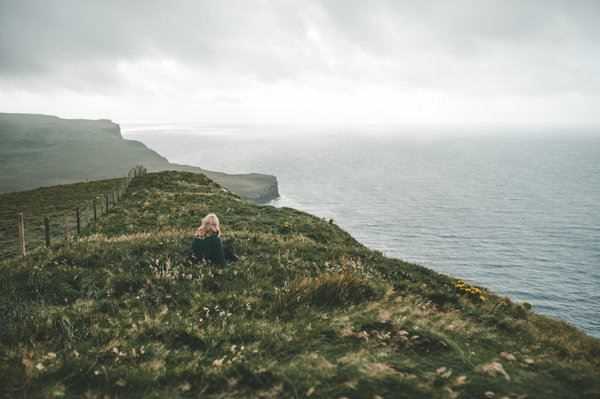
left=0, top=113, right=278, bottom=202
left=0, top=177, right=127, bottom=258
left=1, top=171, right=599, bottom=398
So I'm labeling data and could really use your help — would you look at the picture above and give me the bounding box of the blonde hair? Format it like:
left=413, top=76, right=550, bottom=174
left=195, top=213, right=221, bottom=238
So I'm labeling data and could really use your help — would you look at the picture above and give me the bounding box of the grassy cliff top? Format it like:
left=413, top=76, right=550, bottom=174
left=0, top=177, right=126, bottom=258
left=1, top=171, right=599, bottom=398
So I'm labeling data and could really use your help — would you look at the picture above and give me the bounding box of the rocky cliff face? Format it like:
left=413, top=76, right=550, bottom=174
left=0, top=113, right=279, bottom=202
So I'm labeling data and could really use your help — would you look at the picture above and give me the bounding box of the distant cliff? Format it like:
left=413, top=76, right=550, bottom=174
left=0, top=113, right=279, bottom=202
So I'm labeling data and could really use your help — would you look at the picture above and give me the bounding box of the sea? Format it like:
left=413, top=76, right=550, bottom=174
left=123, top=125, right=600, bottom=338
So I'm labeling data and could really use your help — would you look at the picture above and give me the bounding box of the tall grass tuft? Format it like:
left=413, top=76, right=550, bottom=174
left=276, top=268, right=383, bottom=312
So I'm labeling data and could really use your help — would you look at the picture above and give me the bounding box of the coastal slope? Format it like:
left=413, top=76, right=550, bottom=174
left=0, top=113, right=278, bottom=202
left=1, top=171, right=598, bottom=398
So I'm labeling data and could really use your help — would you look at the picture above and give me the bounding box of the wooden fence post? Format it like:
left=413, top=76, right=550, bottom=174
left=44, top=216, right=50, bottom=247
left=17, top=212, right=26, bottom=257
left=93, top=198, right=97, bottom=223
left=76, top=207, right=81, bottom=235
left=64, top=216, right=70, bottom=241
left=105, top=193, right=109, bottom=213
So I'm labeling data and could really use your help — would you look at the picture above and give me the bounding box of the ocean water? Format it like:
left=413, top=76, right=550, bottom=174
left=124, top=126, right=600, bottom=337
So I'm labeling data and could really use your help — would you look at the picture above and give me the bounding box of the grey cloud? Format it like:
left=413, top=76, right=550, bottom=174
left=1, top=0, right=599, bottom=95
left=0, top=0, right=311, bottom=85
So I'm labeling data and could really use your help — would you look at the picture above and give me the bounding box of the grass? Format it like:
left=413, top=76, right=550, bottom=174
left=0, top=178, right=127, bottom=258
left=0, top=170, right=599, bottom=398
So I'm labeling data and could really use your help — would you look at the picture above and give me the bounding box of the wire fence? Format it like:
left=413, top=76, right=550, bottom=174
left=2, top=165, right=147, bottom=259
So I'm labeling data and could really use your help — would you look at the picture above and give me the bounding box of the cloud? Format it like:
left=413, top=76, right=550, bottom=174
left=1, top=0, right=599, bottom=126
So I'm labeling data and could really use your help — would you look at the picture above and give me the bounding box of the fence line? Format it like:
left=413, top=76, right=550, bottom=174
left=10, top=165, right=147, bottom=258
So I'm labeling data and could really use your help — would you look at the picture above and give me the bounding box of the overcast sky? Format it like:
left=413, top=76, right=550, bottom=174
left=1, top=0, right=599, bottom=128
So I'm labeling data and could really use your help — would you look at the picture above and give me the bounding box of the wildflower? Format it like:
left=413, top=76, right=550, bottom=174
left=212, top=357, right=226, bottom=367
left=455, top=375, right=467, bottom=385
left=178, top=382, right=192, bottom=392
left=35, top=363, right=45, bottom=371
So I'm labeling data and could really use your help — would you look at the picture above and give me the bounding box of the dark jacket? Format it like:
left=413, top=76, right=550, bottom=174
left=192, top=234, right=226, bottom=266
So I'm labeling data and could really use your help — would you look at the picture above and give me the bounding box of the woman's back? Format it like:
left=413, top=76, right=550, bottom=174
left=192, top=234, right=226, bottom=266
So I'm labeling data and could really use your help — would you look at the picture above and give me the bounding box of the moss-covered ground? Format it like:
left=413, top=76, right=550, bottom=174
left=1, top=171, right=599, bottom=398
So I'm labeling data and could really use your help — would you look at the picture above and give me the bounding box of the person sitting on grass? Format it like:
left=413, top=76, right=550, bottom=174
left=192, top=213, right=226, bottom=266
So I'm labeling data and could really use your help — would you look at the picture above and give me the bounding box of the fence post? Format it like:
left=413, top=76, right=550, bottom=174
left=64, top=216, right=70, bottom=241
left=93, top=198, right=97, bottom=223
left=76, top=207, right=81, bottom=235
left=105, top=193, right=109, bottom=213
left=44, top=216, right=50, bottom=247
left=17, top=212, right=26, bottom=257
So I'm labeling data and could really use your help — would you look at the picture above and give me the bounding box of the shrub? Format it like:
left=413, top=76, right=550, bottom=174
left=427, top=291, right=460, bottom=307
